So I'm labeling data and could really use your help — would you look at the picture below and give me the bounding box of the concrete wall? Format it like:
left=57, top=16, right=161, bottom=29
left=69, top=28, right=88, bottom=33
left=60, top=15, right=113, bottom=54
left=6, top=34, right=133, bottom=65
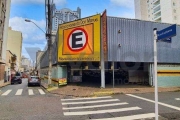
left=157, top=64, right=180, bottom=87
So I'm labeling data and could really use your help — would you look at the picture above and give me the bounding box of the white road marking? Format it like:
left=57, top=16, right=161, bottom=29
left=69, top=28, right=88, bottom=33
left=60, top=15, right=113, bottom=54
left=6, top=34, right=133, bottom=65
left=64, top=107, right=141, bottom=116
left=90, top=113, right=155, bottom=120
left=15, top=89, right=23, bottom=95
left=63, top=102, right=128, bottom=110
left=61, top=96, right=112, bottom=101
left=175, top=98, right=180, bottom=100
left=1, top=90, right=12, bottom=96
left=38, top=89, right=45, bottom=95
left=28, top=89, right=34, bottom=95
left=127, top=94, right=180, bottom=111
left=62, top=99, right=120, bottom=105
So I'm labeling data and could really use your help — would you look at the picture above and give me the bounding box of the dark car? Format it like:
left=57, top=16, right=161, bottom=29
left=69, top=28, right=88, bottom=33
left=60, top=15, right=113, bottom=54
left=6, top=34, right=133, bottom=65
left=11, top=76, right=22, bottom=84
left=11, top=72, right=22, bottom=84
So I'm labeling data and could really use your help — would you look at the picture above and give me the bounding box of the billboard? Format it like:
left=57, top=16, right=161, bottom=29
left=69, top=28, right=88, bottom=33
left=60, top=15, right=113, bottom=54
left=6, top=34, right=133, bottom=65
left=58, top=14, right=101, bottom=62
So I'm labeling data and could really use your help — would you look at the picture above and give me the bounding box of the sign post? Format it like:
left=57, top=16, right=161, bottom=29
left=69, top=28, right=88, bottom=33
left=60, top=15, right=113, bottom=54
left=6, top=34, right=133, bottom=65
left=153, top=28, right=158, bottom=120
left=153, top=24, right=176, bottom=120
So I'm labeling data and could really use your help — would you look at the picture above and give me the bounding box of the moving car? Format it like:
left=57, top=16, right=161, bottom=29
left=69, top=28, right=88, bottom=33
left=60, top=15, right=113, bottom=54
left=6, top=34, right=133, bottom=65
left=11, top=72, right=22, bottom=84
left=28, top=76, right=41, bottom=86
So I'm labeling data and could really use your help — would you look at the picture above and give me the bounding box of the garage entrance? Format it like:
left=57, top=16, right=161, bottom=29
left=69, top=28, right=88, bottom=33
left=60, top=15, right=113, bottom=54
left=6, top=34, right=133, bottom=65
left=66, top=62, right=149, bottom=87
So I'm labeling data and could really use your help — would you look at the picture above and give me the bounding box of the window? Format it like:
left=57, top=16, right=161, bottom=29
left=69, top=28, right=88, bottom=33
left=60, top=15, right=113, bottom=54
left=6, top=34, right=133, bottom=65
left=173, top=2, right=175, bottom=6
left=174, top=9, right=176, bottom=13
left=174, top=16, right=177, bottom=20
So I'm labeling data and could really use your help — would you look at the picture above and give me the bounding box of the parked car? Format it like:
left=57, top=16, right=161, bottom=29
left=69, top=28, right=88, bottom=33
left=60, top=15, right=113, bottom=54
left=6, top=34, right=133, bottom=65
left=28, top=76, right=41, bottom=86
left=11, top=76, right=22, bottom=84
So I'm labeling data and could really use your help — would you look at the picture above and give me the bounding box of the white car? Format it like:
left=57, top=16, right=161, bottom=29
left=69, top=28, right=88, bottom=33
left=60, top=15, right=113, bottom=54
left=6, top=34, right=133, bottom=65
left=28, top=76, right=41, bottom=86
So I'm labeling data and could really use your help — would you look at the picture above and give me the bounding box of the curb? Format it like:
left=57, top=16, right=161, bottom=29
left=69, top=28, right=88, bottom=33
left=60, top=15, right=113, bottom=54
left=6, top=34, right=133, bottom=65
left=0, top=83, right=10, bottom=88
left=47, top=87, right=58, bottom=92
left=93, top=91, right=114, bottom=97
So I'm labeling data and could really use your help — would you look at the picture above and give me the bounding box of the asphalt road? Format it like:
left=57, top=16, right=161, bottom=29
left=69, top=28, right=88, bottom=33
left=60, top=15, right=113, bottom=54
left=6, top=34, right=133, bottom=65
left=0, top=80, right=180, bottom=120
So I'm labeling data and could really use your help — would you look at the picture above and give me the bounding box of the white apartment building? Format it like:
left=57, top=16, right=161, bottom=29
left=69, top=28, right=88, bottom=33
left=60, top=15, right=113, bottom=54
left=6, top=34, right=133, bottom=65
left=134, top=0, right=180, bottom=24
left=52, top=4, right=81, bottom=33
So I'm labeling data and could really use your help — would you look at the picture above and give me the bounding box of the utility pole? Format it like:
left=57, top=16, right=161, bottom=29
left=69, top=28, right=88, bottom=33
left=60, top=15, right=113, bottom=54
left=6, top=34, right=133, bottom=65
left=45, top=0, right=53, bottom=86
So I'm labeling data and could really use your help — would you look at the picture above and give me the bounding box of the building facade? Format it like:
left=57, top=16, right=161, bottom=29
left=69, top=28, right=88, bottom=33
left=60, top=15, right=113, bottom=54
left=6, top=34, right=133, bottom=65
left=6, top=50, right=16, bottom=82
left=40, top=14, right=180, bottom=87
left=36, top=50, right=44, bottom=73
left=0, top=0, right=11, bottom=86
left=52, top=5, right=81, bottom=33
left=7, top=27, right=23, bottom=71
left=134, top=0, right=180, bottom=24
left=21, top=56, right=31, bottom=72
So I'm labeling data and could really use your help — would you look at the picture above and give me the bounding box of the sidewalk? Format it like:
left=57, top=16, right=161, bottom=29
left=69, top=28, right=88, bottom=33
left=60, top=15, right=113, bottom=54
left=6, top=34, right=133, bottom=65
left=0, top=81, right=10, bottom=88
left=41, top=83, right=180, bottom=97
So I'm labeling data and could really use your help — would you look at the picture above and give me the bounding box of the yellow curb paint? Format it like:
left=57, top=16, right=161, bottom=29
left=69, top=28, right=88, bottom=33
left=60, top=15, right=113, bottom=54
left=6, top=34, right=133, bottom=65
left=93, top=91, right=114, bottom=96
left=47, top=87, right=58, bottom=91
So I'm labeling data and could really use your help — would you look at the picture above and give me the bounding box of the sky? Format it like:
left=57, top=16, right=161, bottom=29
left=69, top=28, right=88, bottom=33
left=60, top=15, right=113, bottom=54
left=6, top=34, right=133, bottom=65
left=9, top=0, right=135, bottom=61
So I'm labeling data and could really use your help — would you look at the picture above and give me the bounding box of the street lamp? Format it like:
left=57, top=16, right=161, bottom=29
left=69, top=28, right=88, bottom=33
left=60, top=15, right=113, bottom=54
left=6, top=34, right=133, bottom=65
left=25, top=19, right=52, bottom=85
left=25, top=19, right=46, bottom=34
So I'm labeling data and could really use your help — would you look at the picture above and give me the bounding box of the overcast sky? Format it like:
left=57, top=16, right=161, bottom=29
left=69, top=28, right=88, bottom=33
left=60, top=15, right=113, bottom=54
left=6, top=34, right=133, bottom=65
left=9, top=0, right=135, bottom=61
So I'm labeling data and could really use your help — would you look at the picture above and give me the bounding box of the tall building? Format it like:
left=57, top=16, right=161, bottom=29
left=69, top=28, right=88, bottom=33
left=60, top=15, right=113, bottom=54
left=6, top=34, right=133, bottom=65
left=7, top=27, right=23, bottom=71
left=21, top=56, right=31, bottom=71
left=134, top=0, right=180, bottom=24
left=52, top=5, right=81, bottom=33
left=0, top=0, right=11, bottom=86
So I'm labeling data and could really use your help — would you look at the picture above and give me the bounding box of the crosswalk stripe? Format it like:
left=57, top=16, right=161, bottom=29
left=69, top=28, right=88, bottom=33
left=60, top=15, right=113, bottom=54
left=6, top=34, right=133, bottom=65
left=38, top=89, right=45, bottom=95
left=127, top=94, right=180, bottom=111
left=63, top=102, right=128, bottom=110
left=90, top=113, right=155, bottom=120
left=15, top=89, right=23, bottom=95
left=61, top=96, right=112, bottom=101
left=64, top=106, right=141, bottom=116
left=62, top=99, right=120, bottom=105
left=1, top=90, right=12, bottom=96
left=28, top=89, right=34, bottom=95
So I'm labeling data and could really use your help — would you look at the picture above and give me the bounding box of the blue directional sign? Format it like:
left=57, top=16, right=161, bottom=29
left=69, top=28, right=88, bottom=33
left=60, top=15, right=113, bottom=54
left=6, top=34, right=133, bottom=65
left=157, top=24, right=176, bottom=41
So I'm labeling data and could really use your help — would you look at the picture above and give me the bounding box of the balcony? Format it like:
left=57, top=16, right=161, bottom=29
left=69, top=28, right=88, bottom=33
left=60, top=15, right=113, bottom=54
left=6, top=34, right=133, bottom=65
left=153, top=6, right=161, bottom=14
left=153, top=0, right=160, bottom=4
left=154, top=11, right=161, bottom=21
left=154, top=17, right=161, bottom=22
left=153, top=3, right=160, bottom=9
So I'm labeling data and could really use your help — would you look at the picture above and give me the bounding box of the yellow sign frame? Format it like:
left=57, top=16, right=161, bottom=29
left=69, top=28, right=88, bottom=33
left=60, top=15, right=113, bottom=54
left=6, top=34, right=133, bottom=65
left=58, top=14, right=101, bottom=62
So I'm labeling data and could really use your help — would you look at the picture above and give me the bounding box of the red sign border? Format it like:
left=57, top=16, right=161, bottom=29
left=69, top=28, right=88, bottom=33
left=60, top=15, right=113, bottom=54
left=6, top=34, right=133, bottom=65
left=67, top=28, right=88, bottom=52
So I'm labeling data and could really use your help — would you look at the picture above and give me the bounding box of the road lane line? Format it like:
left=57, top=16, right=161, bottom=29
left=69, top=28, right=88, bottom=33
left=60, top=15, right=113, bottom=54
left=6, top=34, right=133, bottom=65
left=64, top=107, right=141, bottom=116
left=61, top=96, right=112, bottom=101
left=90, top=113, right=155, bottom=120
left=63, top=102, right=128, bottom=110
left=1, top=90, right=12, bottom=96
left=28, top=89, right=34, bottom=95
left=175, top=98, right=180, bottom=100
left=127, top=94, right=180, bottom=111
left=62, top=99, right=120, bottom=105
left=38, top=89, right=45, bottom=95
left=15, top=89, right=23, bottom=95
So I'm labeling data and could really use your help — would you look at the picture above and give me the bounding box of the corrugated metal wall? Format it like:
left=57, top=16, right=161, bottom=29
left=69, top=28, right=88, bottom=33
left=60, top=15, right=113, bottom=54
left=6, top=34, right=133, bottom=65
left=107, top=16, right=180, bottom=63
